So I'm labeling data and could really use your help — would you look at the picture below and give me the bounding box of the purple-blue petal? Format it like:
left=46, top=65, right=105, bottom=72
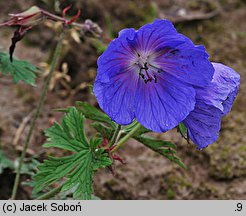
left=183, top=62, right=240, bottom=149
left=183, top=101, right=222, bottom=149
left=195, top=81, right=230, bottom=112
left=134, top=73, right=196, bottom=132
left=128, top=19, right=183, bottom=54
left=133, top=20, right=214, bottom=87
left=93, top=70, right=138, bottom=125
left=96, top=28, right=136, bottom=83
left=155, top=45, right=214, bottom=87
left=212, top=62, right=240, bottom=115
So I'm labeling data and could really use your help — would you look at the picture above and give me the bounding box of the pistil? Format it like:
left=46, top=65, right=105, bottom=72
left=136, top=52, right=166, bottom=84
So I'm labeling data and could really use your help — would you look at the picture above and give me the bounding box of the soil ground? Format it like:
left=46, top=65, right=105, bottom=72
left=0, top=0, right=245, bottom=199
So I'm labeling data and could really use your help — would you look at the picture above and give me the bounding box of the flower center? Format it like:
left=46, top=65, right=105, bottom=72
left=137, top=54, right=148, bottom=68
left=135, top=53, right=162, bottom=84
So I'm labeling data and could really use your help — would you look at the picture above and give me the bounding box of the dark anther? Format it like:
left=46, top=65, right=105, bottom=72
left=138, top=64, right=158, bottom=84
left=149, top=63, right=163, bottom=74
left=144, top=62, right=148, bottom=70
left=154, top=75, right=157, bottom=83
left=145, top=78, right=152, bottom=84
left=139, top=68, right=145, bottom=79
left=139, top=72, right=145, bottom=79
left=170, top=49, right=179, bottom=55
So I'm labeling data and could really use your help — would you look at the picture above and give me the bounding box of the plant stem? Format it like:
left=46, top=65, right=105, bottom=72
left=11, top=30, right=66, bottom=200
left=108, top=125, right=121, bottom=148
left=36, top=184, right=64, bottom=200
left=42, top=10, right=100, bottom=35
left=111, top=123, right=142, bottom=154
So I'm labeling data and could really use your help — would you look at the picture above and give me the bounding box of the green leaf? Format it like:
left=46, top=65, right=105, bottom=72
left=0, top=150, right=14, bottom=174
left=32, top=107, right=112, bottom=199
left=134, top=135, right=186, bottom=169
left=124, top=120, right=150, bottom=136
left=93, top=148, right=112, bottom=171
left=19, top=158, right=39, bottom=176
left=92, top=120, right=186, bottom=169
left=91, top=122, right=114, bottom=140
left=0, top=52, right=38, bottom=85
left=75, top=101, right=116, bottom=128
left=178, top=122, right=189, bottom=141
left=0, top=150, right=39, bottom=176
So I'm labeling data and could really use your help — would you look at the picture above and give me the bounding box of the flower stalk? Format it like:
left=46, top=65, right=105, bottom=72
left=111, top=123, right=142, bottom=154
left=0, top=6, right=102, bottom=36
left=11, top=29, right=66, bottom=200
left=108, top=125, right=121, bottom=148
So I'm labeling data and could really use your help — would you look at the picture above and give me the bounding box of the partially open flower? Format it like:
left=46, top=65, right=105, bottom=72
left=183, top=63, right=240, bottom=149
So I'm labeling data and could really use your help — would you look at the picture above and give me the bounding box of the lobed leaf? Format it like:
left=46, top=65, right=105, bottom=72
left=32, top=107, right=112, bottom=199
left=134, top=135, right=186, bottom=169
left=0, top=150, right=14, bottom=174
left=75, top=101, right=116, bottom=128
left=91, top=122, right=114, bottom=140
left=0, top=52, right=38, bottom=85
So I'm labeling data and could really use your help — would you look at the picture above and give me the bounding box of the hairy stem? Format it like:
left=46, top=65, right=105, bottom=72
left=108, top=125, right=121, bottom=148
left=11, top=30, right=66, bottom=200
left=111, top=123, right=142, bottom=153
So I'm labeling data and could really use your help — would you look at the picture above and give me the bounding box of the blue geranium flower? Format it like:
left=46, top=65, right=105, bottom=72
left=183, top=63, right=240, bottom=149
left=94, top=19, right=214, bottom=132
